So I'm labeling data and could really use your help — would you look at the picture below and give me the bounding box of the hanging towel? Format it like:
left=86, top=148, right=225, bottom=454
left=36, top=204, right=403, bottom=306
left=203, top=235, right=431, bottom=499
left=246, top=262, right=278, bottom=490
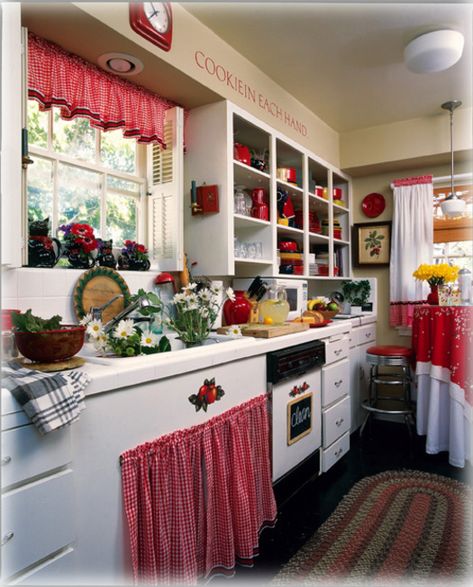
left=1, top=360, right=89, bottom=434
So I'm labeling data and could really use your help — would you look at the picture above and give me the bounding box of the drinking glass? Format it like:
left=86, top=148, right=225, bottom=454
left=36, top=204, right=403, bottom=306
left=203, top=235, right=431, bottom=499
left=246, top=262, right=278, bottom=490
left=247, top=242, right=257, bottom=259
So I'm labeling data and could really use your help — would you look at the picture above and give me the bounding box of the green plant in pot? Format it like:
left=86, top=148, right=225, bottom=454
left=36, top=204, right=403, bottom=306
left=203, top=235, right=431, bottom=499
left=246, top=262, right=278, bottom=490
left=341, top=280, right=371, bottom=314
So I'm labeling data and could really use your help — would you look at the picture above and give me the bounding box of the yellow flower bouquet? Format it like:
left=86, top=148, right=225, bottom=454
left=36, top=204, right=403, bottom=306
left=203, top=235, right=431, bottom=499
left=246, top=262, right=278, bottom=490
left=412, top=263, right=459, bottom=286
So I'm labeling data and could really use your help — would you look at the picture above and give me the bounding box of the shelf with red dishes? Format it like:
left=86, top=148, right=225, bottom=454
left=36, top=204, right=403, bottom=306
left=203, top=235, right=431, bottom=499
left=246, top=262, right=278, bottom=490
left=184, top=100, right=352, bottom=278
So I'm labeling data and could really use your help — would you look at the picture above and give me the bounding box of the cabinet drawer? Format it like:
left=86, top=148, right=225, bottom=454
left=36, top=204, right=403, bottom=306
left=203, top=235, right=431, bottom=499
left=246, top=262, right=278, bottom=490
left=322, top=432, right=350, bottom=473
left=12, top=547, right=75, bottom=586
left=322, top=396, right=351, bottom=448
left=324, top=336, right=349, bottom=364
left=1, top=470, right=75, bottom=578
left=322, top=359, right=349, bottom=408
left=357, top=324, right=376, bottom=346
left=1, top=425, right=71, bottom=488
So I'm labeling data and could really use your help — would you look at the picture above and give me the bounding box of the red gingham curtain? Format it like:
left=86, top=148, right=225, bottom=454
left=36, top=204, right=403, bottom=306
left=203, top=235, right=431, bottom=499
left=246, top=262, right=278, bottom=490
left=120, top=394, right=277, bottom=584
left=28, top=32, right=178, bottom=147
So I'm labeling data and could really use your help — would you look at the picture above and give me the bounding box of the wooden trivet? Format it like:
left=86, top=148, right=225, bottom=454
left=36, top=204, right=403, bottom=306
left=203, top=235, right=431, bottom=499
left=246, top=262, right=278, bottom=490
left=17, top=356, right=86, bottom=372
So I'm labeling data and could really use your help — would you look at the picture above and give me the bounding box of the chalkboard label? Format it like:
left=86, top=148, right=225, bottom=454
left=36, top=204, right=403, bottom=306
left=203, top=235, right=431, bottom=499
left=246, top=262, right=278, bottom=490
left=287, top=393, right=312, bottom=446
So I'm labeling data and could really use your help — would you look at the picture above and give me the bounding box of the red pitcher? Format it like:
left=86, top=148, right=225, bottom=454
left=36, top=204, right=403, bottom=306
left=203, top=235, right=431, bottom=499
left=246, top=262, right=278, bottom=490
left=223, top=290, right=251, bottom=325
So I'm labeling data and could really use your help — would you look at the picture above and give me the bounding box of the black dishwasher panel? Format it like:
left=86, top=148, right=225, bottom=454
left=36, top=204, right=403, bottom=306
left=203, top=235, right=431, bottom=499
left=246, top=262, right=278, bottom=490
left=267, top=340, right=325, bottom=384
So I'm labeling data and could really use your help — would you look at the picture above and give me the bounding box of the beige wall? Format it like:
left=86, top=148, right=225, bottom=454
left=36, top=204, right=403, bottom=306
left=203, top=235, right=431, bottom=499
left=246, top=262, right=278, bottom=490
left=341, top=109, right=473, bottom=172
left=352, top=161, right=471, bottom=345
left=76, top=2, right=340, bottom=166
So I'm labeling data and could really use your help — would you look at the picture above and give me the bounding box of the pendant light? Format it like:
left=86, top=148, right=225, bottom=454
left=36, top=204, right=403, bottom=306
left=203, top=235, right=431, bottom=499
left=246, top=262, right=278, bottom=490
left=440, top=100, right=465, bottom=218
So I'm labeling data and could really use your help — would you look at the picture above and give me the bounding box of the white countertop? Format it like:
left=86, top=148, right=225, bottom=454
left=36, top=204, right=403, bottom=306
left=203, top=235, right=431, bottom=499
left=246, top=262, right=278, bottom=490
left=2, top=314, right=376, bottom=413
left=77, top=314, right=375, bottom=397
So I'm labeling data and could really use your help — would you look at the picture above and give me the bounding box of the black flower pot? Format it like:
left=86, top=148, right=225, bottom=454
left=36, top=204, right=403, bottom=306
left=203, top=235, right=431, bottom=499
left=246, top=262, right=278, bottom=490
left=118, top=254, right=150, bottom=271
left=67, top=252, right=95, bottom=269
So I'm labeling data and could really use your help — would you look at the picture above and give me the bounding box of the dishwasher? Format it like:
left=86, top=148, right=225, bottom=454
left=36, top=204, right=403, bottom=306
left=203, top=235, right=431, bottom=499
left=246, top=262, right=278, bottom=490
left=267, top=340, right=325, bottom=496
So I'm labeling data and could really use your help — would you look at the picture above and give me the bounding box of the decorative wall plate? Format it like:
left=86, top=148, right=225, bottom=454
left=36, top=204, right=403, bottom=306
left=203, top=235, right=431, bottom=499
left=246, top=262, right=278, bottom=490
left=362, top=193, right=386, bottom=218
left=73, top=266, right=131, bottom=323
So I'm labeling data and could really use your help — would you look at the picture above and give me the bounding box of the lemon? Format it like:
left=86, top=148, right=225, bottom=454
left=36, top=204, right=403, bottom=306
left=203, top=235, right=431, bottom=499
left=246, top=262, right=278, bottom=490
left=263, top=316, right=273, bottom=325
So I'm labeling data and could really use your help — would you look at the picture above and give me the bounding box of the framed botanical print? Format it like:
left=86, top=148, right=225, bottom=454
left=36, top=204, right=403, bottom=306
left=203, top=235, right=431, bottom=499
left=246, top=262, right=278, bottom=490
left=352, top=221, right=391, bottom=266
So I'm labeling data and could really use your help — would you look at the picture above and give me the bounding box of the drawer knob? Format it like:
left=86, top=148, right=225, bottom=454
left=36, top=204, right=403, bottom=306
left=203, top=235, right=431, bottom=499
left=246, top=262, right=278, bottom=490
left=1, top=456, right=11, bottom=466
left=334, top=379, right=343, bottom=388
left=334, top=448, right=343, bottom=457
left=336, top=418, right=344, bottom=426
left=365, top=332, right=372, bottom=338
left=1, top=531, right=14, bottom=546
left=334, top=349, right=342, bottom=356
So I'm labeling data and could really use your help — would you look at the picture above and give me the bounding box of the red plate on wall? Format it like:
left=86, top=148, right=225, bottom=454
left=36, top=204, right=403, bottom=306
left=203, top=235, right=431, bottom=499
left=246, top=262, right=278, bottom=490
left=362, top=193, right=386, bottom=218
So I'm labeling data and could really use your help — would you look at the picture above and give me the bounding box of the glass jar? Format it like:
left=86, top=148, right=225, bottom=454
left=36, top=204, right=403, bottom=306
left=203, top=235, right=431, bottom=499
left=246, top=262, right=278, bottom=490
left=259, top=286, right=290, bottom=324
left=234, top=185, right=251, bottom=216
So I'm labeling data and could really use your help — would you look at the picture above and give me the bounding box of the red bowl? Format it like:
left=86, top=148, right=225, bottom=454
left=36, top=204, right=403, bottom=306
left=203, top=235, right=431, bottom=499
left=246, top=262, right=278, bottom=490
left=14, top=325, right=86, bottom=363
left=278, top=239, right=298, bottom=252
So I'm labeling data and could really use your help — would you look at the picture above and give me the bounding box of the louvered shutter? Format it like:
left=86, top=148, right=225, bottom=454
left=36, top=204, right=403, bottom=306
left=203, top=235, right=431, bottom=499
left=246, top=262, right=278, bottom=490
left=147, top=106, right=184, bottom=271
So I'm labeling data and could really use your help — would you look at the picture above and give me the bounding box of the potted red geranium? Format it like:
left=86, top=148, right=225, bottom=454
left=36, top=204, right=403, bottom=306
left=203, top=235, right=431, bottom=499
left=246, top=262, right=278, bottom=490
left=59, top=222, right=98, bottom=269
left=118, top=240, right=150, bottom=271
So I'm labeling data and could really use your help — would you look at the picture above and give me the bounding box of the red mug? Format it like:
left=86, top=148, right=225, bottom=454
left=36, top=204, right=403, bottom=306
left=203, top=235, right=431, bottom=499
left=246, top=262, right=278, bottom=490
left=251, top=188, right=269, bottom=220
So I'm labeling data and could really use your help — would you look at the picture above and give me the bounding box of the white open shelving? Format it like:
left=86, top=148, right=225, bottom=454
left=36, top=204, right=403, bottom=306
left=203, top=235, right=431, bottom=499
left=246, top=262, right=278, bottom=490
left=184, top=100, right=352, bottom=279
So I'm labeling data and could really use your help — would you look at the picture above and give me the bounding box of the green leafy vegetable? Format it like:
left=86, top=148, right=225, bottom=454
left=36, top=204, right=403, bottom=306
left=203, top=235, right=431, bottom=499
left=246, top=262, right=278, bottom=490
left=11, top=309, right=63, bottom=333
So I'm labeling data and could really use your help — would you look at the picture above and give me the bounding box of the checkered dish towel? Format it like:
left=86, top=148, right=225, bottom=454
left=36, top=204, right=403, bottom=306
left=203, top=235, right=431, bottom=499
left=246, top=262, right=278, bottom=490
left=2, top=361, right=90, bottom=434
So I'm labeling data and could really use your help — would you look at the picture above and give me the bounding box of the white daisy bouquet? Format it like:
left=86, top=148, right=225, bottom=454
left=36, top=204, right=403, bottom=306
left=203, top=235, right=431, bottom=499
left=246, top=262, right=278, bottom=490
left=81, top=316, right=171, bottom=357
left=166, top=282, right=235, bottom=345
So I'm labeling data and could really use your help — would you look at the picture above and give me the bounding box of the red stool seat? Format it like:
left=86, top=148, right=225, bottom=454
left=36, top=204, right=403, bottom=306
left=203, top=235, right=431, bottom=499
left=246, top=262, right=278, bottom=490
left=366, top=345, right=412, bottom=358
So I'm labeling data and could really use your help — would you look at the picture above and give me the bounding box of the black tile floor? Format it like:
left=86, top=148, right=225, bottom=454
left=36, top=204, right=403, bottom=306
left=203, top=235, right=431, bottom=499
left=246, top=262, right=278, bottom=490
left=230, top=420, right=472, bottom=583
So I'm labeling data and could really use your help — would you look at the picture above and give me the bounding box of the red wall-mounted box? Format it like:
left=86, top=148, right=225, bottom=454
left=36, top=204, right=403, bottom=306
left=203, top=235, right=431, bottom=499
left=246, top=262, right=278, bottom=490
left=192, top=184, right=219, bottom=215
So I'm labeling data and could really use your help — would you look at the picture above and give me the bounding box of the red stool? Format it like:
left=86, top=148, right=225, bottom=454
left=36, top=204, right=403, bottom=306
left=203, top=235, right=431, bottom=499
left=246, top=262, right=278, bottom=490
left=360, top=345, right=415, bottom=440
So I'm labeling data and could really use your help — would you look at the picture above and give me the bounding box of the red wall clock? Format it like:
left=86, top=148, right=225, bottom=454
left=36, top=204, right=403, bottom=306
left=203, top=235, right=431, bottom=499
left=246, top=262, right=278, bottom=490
left=129, top=2, right=173, bottom=52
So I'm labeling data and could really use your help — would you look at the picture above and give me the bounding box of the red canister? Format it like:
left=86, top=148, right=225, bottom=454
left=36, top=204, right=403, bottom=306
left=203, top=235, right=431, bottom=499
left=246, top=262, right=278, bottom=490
left=251, top=188, right=269, bottom=221
left=234, top=143, right=251, bottom=166
left=223, top=291, right=251, bottom=325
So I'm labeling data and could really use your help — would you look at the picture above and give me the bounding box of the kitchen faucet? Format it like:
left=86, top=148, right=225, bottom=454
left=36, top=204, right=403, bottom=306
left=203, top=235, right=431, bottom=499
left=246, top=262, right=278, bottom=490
left=89, top=295, right=152, bottom=333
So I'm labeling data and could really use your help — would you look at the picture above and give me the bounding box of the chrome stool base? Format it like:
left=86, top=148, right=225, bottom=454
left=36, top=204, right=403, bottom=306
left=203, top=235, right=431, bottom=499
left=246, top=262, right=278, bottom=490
left=360, top=351, right=414, bottom=441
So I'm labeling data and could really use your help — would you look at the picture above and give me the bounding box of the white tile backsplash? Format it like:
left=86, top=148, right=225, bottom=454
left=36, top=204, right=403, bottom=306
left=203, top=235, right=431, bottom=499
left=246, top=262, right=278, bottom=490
left=18, top=268, right=45, bottom=299
left=1, top=267, right=162, bottom=322
left=1, top=267, right=18, bottom=299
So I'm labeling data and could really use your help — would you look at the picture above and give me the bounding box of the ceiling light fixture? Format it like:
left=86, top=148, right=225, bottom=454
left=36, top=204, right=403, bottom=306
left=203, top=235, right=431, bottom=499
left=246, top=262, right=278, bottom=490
left=440, top=100, right=465, bottom=218
left=404, top=29, right=464, bottom=74
left=97, top=52, right=144, bottom=76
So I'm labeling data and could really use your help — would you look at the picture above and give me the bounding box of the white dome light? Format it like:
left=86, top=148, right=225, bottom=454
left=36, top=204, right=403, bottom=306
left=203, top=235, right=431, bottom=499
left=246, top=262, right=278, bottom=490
left=404, top=30, right=464, bottom=74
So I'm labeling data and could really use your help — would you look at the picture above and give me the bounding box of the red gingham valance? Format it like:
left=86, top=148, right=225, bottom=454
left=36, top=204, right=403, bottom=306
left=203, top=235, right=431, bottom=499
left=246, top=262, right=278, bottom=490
left=28, top=32, right=178, bottom=147
left=120, top=394, right=277, bottom=584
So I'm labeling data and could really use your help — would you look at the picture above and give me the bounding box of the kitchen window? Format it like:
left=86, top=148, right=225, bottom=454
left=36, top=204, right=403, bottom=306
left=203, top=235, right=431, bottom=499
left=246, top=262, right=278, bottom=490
left=27, top=100, right=146, bottom=249
left=433, top=183, right=473, bottom=272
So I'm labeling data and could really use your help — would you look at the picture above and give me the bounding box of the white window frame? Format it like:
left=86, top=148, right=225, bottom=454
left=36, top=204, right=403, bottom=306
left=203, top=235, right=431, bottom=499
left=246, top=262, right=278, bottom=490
left=27, top=107, right=147, bottom=245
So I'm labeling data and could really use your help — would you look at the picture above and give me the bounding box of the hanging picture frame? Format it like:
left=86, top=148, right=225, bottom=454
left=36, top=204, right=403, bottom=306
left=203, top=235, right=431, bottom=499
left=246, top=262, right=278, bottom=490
left=352, top=222, right=392, bottom=267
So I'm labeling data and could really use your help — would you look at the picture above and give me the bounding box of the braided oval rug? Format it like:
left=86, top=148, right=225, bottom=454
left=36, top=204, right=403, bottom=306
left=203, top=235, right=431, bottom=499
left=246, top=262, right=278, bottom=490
left=272, top=470, right=472, bottom=585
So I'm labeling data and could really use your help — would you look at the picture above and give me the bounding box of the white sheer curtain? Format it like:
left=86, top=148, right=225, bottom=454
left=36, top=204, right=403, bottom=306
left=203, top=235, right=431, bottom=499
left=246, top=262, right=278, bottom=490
left=390, top=176, right=433, bottom=327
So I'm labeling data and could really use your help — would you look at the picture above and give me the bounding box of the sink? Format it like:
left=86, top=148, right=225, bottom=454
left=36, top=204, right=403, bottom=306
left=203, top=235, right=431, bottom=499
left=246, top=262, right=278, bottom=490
left=79, top=332, right=246, bottom=366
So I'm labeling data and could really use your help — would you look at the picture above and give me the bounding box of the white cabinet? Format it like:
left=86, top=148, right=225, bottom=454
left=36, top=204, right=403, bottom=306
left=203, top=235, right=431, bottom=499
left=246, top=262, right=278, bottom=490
left=184, top=101, right=352, bottom=279
left=0, top=420, right=75, bottom=584
left=320, top=332, right=351, bottom=472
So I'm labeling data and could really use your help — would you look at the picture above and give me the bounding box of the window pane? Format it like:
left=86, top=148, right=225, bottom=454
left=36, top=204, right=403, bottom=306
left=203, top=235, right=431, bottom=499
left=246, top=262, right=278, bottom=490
left=27, top=101, right=48, bottom=149
left=27, top=156, right=53, bottom=222
left=53, top=110, right=96, bottom=162
left=100, top=129, right=136, bottom=174
left=57, top=163, right=101, bottom=233
left=106, top=176, right=139, bottom=244
left=448, top=241, right=473, bottom=257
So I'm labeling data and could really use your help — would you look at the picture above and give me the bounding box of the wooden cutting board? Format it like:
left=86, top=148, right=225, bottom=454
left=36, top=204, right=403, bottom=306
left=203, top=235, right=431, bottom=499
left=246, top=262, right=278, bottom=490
left=73, top=267, right=131, bottom=324
left=217, top=322, right=309, bottom=338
